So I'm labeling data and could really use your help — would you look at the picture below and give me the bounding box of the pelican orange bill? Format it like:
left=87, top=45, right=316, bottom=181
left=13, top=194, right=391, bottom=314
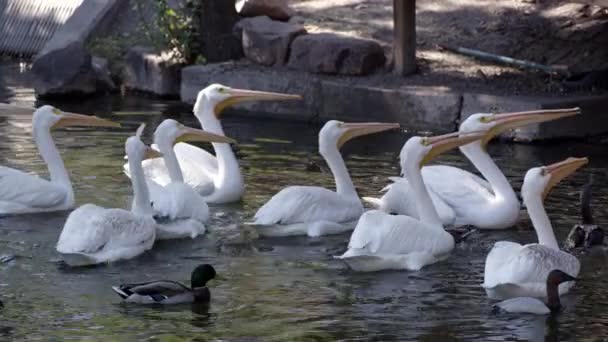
left=420, top=131, right=485, bottom=167
left=53, top=112, right=120, bottom=129
left=482, top=107, right=580, bottom=147
left=337, top=122, right=401, bottom=149
left=214, top=88, right=302, bottom=118
left=542, top=157, right=588, bottom=199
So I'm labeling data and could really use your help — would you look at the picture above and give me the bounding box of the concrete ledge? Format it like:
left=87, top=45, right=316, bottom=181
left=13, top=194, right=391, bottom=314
left=181, top=62, right=461, bottom=132
left=182, top=62, right=608, bottom=140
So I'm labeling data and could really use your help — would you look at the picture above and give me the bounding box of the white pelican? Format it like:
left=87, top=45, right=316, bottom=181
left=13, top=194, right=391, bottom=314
left=56, top=124, right=158, bottom=266
left=337, top=131, right=485, bottom=272
left=125, top=84, right=301, bottom=204
left=250, top=120, right=400, bottom=237
left=0, top=105, right=119, bottom=215
left=148, top=119, right=235, bottom=240
left=364, top=108, right=581, bottom=229
left=493, top=269, right=578, bottom=315
left=482, top=157, right=586, bottom=300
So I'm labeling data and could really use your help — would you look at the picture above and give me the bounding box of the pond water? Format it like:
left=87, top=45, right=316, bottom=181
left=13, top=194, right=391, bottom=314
left=1, top=63, right=608, bottom=341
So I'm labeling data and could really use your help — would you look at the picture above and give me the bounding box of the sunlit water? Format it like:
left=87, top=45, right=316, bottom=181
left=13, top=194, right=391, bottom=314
left=1, top=63, right=608, bottom=341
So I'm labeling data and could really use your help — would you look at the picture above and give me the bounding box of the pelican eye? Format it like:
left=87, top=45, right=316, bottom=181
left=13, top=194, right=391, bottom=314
left=479, top=115, right=494, bottom=123
left=52, top=108, right=61, bottom=115
left=217, top=87, right=226, bottom=93
left=421, top=137, right=430, bottom=146
left=540, top=168, right=548, bottom=176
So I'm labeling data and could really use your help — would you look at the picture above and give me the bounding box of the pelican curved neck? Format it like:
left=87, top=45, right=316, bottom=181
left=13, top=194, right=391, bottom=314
left=319, top=144, right=358, bottom=199
left=405, top=158, right=443, bottom=228
left=195, top=98, right=243, bottom=193
left=157, top=141, right=184, bottom=183
left=33, top=125, right=72, bottom=190
left=128, top=155, right=153, bottom=215
left=460, top=141, right=516, bottom=201
left=523, top=193, right=559, bottom=250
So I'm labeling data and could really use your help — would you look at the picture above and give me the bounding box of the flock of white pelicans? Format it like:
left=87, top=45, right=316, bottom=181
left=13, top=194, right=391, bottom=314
left=0, top=83, right=590, bottom=312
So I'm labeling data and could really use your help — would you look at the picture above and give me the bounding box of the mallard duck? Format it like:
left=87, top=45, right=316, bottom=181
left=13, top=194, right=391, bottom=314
left=112, top=264, right=216, bottom=304
left=493, top=269, right=579, bottom=315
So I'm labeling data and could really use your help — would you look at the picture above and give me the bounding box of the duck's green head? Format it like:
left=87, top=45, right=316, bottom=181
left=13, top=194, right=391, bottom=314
left=192, top=264, right=216, bottom=288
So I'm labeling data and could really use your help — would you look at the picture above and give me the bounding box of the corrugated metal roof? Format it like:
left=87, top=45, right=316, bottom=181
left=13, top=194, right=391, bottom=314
left=0, top=0, right=83, bottom=58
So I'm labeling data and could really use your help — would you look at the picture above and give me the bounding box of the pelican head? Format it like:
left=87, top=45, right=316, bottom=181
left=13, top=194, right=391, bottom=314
left=33, top=105, right=119, bottom=130
left=154, top=119, right=236, bottom=150
left=126, top=124, right=162, bottom=163
left=400, top=131, right=485, bottom=171
left=193, top=83, right=302, bottom=123
left=522, top=157, right=588, bottom=201
left=318, top=120, right=400, bottom=154
left=460, top=107, right=581, bottom=148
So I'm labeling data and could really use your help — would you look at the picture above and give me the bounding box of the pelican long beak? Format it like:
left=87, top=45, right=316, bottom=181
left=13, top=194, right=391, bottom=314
left=542, top=157, right=588, bottom=199
left=176, top=126, right=236, bottom=144
left=337, top=122, right=400, bottom=149
left=214, top=88, right=302, bottom=117
left=144, top=146, right=163, bottom=160
left=420, top=131, right=485, bottom=167
left=53, top=112, right=120, bottom=129
left=481, top=107, right=581, bottom=147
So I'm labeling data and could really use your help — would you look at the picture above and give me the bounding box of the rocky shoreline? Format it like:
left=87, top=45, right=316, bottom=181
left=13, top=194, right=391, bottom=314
left=22, top=0, right=608, bottom=140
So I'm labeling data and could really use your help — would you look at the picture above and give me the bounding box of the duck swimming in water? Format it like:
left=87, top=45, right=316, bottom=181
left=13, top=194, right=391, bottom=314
left=493, top=269, right=579, bottom=315
left=566, top=175, right=604, bottom=249
left=112, top=264, right=216, bottom=304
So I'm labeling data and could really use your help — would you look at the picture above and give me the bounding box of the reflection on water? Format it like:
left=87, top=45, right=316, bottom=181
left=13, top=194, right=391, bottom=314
left=1, top=62, right=608, bottom=340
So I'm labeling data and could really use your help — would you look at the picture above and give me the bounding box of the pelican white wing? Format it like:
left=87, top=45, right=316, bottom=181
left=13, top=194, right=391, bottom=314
left=366, top=176, right=456, bottom=224
left=151, top=182, right=209, bottom=222
left=375, top=165, right=500, bottom=227
left=0, top=166, right=68, bottom=214
left=252, top=186, right=363, bottom=225
left=337, top=210, right=455, bottom=271
left=57, top=204, right=156, bottom=266
left=482, top=242, right=580, bottom=299
left=124, top=142, right=217, bottom=195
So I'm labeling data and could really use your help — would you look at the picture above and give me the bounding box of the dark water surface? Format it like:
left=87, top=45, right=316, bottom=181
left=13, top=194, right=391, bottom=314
left=1, top=63, right=608, bottom=341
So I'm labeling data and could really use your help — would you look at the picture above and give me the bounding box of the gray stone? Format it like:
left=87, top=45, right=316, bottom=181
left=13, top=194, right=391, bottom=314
left=32, top=0, right=126, bottom=97
left=198, top=0, right=243, bottom=62
left=124, top=47, right=182, bottom=97
left=32, top=40, right=98, bottom=97
left=287, top=34, right=386, bottom=75
left=236, top=0, right=293, bottom=21
left=461, top=93, right=608, bottom=140
left=92, top=56, right=117, bottom=92
left=320, top=83, right=460, bottom=133
left=181, top=63, right=318, bottom=120
left=237, top=16, right=306, bottom=66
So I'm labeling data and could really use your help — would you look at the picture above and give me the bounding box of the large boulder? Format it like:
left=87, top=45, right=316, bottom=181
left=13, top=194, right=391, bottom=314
left=235, top=0, right=293, bottom=21
left=123, top=46, right=182, bottom=97
left=287, top=34, right=386, bottom=75
left=32, top=40, right=99, bottom=97
left=236, top=16, right=306, bottom=66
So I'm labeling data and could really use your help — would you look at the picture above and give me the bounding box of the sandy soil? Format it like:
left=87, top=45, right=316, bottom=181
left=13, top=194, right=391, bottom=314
left=287, top=0, right=608, bottom=96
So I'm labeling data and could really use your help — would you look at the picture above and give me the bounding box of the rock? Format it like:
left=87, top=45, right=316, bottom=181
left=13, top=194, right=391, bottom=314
left=92, top=57, right=117, bottom=92
left=236, top=0, right=293, bottom=21
left=287, top=34, right=386, bottom=75
left=198, top=0, right=243, bottom=62
left=32, top=40, right=98, bottom=97
left=123, top=47, right=182, bottom=97
left=236, top=16, right=306, bottom=66
left=320, top=82, right=460, bottom=133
